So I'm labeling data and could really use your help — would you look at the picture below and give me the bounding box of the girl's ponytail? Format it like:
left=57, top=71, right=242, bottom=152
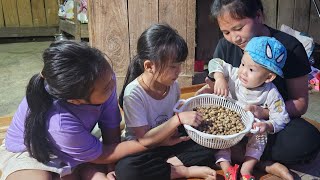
left=24, top=73, right=53, bottom=163
left=119, top=56, right=143, bottom=109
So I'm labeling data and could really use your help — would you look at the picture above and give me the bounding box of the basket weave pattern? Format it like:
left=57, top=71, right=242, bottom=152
left=176, top=94, right=254, bottom=149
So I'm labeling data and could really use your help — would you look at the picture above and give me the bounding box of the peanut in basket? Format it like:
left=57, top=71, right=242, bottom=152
left=193, top=106, right=245, bottom=135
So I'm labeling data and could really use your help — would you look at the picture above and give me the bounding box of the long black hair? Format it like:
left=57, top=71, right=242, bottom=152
left=119, top=24, right=188, bottom=108
left=24, top=40, right=110, bottom=163
left=211, top=0, right=264, bottom=20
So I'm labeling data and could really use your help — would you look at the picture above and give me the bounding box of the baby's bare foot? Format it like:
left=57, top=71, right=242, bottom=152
left=187, top=166, right=216, bottom=180
left=259, top=161, right=293, bottom=180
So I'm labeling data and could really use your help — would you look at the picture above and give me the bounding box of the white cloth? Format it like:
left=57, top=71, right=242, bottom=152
left=208, top=58, right=290, bottom=161
left=0, top=141, right=72, bottom=180
left=122, top=79, right=180, bottom=140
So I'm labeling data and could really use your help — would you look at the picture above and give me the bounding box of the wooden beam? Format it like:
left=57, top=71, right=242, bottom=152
left=0, top=27, right=58, bottom=37
left=277, top=0, right=295, bottom=28
left=262, top=0, right=277, bottom=28
left=293, top=0, right=311, bottom=33
left=2, top=0, right=19, bottom=27
left=17, top=0, right=33, bottom=27
left=0, top=0, right=5, bottom=27
left=45, top=0, right=59, bottom=26
left=88, top=0, right=130, bottom=94
left=31, top=0, right=47, bottom=27
left=309, top=0, right=320, bottom=43
left=128, top=0, right=158, bottom=59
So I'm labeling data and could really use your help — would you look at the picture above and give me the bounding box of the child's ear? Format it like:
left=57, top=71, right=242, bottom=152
left=143, top=60, right=154, bottom=73
left=265, top=73, right=277, bottom=83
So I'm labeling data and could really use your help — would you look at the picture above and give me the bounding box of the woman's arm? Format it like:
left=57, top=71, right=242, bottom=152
left=285, top=75, right=309, bottom=118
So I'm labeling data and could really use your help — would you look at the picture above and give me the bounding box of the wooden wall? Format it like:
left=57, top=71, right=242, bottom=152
left=262, top=0, right=320, bottom=43
left=88, top=0, right=196, bottom=93
left=0, top=0, right=59, bottom=37
left=196, top=0, right=320, bottom=62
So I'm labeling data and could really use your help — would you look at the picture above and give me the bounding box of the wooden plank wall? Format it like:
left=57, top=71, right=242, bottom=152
left=0, top=0, right=59, bottom=37
left=262, top=0, right=320, bottom=43
left=0, top=0, right=3, bottom=27
left=88, top=0, right=196, bottom=93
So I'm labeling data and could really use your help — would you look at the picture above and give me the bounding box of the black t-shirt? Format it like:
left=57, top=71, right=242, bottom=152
left=213, top=25, right=311, bottom=101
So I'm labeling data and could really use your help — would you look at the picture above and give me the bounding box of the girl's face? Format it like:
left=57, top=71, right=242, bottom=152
left=89, top=70, right=116, bottom=105
left=157, top=62, right=182, bottom=86
left=217, top=12, right=262, bottom=49
left=238, top=52, right=272, bottom=89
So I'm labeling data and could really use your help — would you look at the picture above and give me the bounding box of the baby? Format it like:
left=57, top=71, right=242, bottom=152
left=207, top=36, right=291, bottom=180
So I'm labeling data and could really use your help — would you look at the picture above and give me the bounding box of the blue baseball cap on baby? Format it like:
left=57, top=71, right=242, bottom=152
left=245, top=36, right=287, bottom=77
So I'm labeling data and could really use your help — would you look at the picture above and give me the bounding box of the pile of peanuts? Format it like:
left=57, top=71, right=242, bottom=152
left=193, top=106, right=245, bottom=135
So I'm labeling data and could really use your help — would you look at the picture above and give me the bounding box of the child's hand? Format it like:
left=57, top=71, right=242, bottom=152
left=253, top=121, right=273, bottom=134
left=253, top=121, right=268, bottom=134
left=244, top=105, right=269, bottom=119
left=213, top=77, right=229, bottom=97
left=178, top=111, right=203, bottom=127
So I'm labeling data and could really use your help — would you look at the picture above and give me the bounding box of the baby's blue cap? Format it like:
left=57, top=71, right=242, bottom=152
left=245, top=36, right=287, bottom=77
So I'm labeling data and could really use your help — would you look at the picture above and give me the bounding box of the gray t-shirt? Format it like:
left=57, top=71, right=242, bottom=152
left=122, top=79, right=180, bottom=140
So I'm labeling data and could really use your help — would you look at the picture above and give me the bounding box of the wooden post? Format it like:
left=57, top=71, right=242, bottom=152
left=88, top=0, right=195, bottom=94
left=88, top=0, right=130, bottom=94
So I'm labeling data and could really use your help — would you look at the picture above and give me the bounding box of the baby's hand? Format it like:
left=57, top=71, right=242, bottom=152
left=213, top=77, right=228, bottom=97
left=253, top=122, right=268, bottom=134
left=244, top=105, right=269, bottom=119
left=178, top=111, right=203, bottom=127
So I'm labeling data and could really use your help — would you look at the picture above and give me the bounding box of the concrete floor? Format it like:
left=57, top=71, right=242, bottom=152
left=0, top=41, right=50, bottom=116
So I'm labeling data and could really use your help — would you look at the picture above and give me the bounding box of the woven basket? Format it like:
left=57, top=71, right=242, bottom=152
left=173, top=94, right=256, bottom=149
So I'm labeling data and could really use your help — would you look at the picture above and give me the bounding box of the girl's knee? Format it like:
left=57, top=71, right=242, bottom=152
left=6, top=169, right=52, bottom=180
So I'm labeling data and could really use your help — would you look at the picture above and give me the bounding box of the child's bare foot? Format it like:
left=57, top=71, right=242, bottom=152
left=171, top=165, right=216, bottom=180
left=258, top=161, right=293, bottom=180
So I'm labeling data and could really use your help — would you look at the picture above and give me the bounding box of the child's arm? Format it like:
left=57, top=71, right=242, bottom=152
left=252, top=86, right=290, bottom=134
left=265, top=87, right=290, bottom=133
left=91, top=112, right=201, bottom=164
left=208, top=58, right=238, bottom=97
left=213, top=72, right=229, bottom=97
left=135, top=111, right=202, bottom=143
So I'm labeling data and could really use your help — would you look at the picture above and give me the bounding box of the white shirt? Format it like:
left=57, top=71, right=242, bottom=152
left=208, top=59, right=290, bottom=133
left=122, top=79, right=180, bottom=140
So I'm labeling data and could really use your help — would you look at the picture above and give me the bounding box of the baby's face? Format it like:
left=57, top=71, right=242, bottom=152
left=238, top=52, right=272, bottom=89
